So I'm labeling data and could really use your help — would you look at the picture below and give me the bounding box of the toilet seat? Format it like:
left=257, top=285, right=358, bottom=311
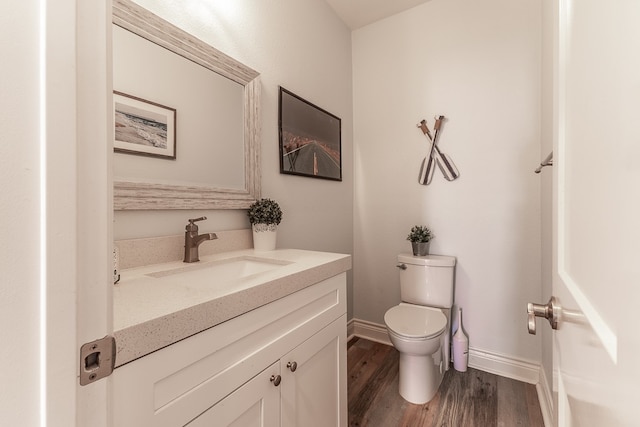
left=385, top=305, right=447, bottom=339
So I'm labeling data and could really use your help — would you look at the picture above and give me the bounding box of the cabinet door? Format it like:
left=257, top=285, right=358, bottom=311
left=187, top=362, right=281, bottom=427
left=281, top=315, right=347, bottom=427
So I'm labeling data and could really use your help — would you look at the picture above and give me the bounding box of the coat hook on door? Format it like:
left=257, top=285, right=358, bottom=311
left=534, top=151, right=553, bottom=174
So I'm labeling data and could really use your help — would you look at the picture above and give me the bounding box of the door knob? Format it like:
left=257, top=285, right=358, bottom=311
left=286, top=361, right=297, bottom=372
left=270, top=374, right=282, bottom=386
left=527, top=297, right=559, bottom=335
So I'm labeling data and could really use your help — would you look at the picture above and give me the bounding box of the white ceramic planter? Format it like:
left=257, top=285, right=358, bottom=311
left=252, top=224, right=277, bottom=251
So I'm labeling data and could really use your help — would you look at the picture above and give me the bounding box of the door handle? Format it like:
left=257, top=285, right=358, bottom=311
left=527, top=297, right=559, bottom=335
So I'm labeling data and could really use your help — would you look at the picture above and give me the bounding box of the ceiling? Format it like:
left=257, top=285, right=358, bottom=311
left=323, top=0, right=432, bottom=30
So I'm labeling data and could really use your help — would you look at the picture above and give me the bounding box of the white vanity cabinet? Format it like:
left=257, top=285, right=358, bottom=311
left=189, top=317, right=344, bottom=426
left=112, top=273, right=347, bottom=427
left=187, top=361, right=281, bottom=426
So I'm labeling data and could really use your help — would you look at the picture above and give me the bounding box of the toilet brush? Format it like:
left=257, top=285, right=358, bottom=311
left=453, top=307, right=469, bottom=372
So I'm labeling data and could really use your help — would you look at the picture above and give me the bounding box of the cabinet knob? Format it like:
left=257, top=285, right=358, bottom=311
left=270, top=374, right=281, bottom=386
left=287, top=361, right=298, bottom=372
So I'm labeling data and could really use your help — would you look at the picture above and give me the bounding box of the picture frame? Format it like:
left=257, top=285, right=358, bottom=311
left=114, top=91, right=176, bottom=160
left=279, top=87, right=342, bottom=181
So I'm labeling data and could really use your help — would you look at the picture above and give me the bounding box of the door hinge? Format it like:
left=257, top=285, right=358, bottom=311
left=79, top=335, right=116, bottom=386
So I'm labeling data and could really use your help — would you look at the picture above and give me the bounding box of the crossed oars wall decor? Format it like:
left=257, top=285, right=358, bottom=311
left=417, top=116, right=460, bottom=185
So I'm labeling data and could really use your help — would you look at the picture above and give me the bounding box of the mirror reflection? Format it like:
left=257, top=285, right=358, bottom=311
left=113, top=25, right=245, bottom=188
left=112, top=0, right=261, bottom=210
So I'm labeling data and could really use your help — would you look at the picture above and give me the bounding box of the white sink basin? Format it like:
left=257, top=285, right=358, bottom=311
left=147, top=256, right=291, bottom=285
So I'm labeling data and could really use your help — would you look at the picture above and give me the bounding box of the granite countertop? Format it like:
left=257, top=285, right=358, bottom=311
left=113, top=249, right=351, bottom=367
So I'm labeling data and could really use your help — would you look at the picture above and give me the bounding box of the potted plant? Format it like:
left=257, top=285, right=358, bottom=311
left=407, top=225, right=434, bottom=256
left=247, top=198, right=283, bottom=251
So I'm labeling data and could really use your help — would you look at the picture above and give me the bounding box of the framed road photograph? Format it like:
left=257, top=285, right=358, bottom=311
left=279, top=87, right=342, bottom=181
left=114, top=91, right=176, bottom=160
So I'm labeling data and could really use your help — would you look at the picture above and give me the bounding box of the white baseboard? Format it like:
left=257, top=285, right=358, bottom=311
left=348, top=318, right=391, bottom=346
left=537, top=365, right=554, bottom=427
left=468, top=347, right=540, bottom=384
left=350, top=318, right=540, bottom=383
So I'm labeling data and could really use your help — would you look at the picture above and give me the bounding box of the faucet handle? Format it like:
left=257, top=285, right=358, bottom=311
left=186, top=216, right=207, bottom=231
left=188, top=216, right=207, bottom=224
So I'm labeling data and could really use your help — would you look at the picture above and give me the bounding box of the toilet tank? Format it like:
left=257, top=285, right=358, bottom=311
left=397, top=254, right=456, bottom=308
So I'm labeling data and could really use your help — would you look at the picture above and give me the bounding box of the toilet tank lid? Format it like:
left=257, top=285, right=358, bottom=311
left=398, top=253, right=456, bottom=267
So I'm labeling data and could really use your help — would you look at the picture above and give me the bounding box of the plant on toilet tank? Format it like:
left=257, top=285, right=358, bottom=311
left=248, top=198, right=282, bottom=251
left=407, top=225, right=434, bottom=256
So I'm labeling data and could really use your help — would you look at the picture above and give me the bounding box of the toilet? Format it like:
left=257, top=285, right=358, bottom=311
left=384, top=253, right=456, bottom=404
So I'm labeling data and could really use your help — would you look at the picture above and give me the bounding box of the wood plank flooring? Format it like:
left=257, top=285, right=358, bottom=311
left=348, top=337, right=544, bottom=427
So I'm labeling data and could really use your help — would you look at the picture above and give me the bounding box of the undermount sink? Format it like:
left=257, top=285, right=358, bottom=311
left=146, top=256, right=291, bottom=284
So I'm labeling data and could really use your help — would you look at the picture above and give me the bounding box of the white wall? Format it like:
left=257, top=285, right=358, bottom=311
left=0, top=2, right=41, bottom=424
left=353, top=0, right=543, bottom=362
left=119, top=0, right=355, bottom=313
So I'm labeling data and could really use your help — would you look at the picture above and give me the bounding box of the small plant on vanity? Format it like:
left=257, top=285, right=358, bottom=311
left=407, top=225, right=434, bottom=256
left=247, top=198, right=283, bottom=231
left=248, top=198, right=282, bottom=251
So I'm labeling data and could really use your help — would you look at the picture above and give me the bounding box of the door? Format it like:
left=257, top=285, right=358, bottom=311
left=281, top=316, right=347, bottom=427
left=74, top=0, right=113, bottom=425
left=40, top=0, right=112, bottom=426
left=552, top=0, right=640, bottom=425
left=187, top=362, right=281, bottom=427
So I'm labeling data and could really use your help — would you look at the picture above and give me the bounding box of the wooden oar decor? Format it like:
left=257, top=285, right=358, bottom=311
left=417, top=116, right=459, bottom=184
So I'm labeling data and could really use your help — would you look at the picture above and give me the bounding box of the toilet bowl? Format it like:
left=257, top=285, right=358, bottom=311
left=384, top=253, right=456, bottom=404
left=385, top=303, right=448, bottom=404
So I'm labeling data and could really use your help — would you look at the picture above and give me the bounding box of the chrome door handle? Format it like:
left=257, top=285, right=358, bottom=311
left=527, top=297, right=559, bottom=335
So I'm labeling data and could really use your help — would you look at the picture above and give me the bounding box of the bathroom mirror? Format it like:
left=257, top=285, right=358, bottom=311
left=112, top=0, right=261, bottom=210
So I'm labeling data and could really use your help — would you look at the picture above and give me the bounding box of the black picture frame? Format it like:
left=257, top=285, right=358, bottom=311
left=279, top=87, right=342, bottom=181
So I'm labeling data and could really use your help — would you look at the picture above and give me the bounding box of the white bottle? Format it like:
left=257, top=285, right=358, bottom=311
left=453, top=307, right=469, bottom=372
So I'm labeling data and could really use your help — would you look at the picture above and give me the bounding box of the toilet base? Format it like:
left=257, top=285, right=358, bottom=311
left=398, top=352, right=445, bottom=404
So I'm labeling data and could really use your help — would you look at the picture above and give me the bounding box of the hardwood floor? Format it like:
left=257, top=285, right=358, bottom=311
left=348, top=337, right=544, bottom=427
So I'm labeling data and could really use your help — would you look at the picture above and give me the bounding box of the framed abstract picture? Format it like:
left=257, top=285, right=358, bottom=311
left=279, top=87, right=342, bottom=181
left=114, top=91, right=176, bottom=160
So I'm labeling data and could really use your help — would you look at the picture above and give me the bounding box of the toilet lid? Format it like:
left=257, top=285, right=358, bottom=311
left=385, top=305, right=447, bottom=339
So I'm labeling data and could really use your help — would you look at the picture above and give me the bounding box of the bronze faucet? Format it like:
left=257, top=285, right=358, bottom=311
left=184, top=217, right=218, bottom=263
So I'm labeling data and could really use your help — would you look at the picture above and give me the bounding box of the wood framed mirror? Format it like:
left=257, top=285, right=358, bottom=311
left=112, top=0, right=261, bottom=210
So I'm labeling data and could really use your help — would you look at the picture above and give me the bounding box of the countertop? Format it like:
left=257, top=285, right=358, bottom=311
left=113, top=249, right=351, bottom=367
